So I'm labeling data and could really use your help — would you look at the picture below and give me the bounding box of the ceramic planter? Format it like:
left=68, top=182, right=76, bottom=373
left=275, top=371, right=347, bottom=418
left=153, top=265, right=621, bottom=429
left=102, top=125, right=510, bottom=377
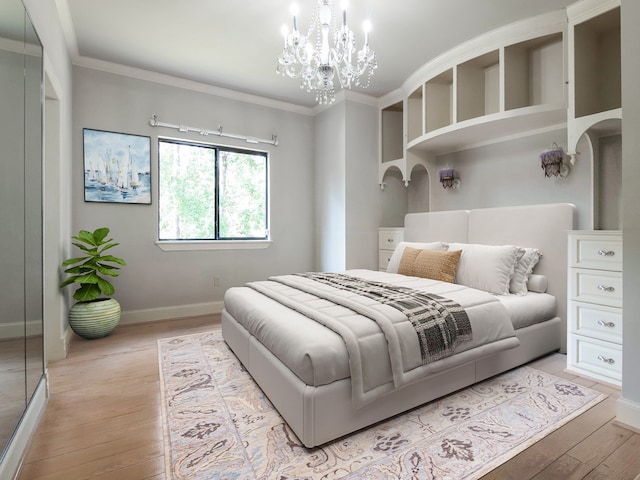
left=68, top=298, right=121, bottom=339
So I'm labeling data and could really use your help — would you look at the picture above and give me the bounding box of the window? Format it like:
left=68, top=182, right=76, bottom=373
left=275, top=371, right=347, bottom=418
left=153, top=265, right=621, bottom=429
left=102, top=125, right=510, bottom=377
left=158, top=138, right=268, bottom=242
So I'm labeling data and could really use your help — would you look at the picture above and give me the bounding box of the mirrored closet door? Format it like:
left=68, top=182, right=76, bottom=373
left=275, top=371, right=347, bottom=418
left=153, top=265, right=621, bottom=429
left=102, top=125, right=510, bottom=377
left=0, top=0, right=44, bottom=463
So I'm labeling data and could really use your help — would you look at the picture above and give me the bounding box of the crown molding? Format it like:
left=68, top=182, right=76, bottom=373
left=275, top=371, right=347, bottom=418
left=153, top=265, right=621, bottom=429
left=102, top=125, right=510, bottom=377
left=73, top=55, right=316, bottom=117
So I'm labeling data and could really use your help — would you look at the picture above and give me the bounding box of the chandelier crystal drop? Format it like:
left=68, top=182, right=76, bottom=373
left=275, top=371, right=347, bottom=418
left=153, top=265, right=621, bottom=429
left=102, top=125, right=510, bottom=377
left=277, top=0, right=377, bottom=104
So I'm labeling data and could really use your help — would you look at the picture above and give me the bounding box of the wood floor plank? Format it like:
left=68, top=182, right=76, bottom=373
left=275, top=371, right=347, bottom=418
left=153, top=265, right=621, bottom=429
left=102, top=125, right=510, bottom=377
left=480, top=393, right=618, bottom=479
left=586, top=434, right=640, bottom=480
left=26, top=413, right=162, bottom=461
left=531, top=454, right=594, bottom=480
left=567, top=421, right=635, bottom=469
left=77, top=454, right=166, bottom=480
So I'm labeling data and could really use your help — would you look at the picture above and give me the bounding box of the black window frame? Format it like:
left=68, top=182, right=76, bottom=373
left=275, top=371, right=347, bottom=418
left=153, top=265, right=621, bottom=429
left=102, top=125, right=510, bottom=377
left=158, top=137, right=269, bottom=242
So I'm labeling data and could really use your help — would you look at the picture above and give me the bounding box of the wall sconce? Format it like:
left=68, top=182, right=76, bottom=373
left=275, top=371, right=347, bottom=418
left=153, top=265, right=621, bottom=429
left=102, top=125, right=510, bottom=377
left=540, top=144, right=570, bottom=178
left=439, top=168, right=460, bottom=189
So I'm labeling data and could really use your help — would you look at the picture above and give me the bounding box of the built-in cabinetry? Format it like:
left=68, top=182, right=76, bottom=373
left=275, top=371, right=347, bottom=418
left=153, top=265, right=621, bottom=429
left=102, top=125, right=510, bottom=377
left=567, top=0, right=621, bottom=230
left=567, top=0, right=621, bottom=157
left=565, top=1, right=623, bottom=386
left=567, top=231, right=622, bottom=386
left=378, top=228, right=403, bottom=271
left=379, top=9, right=567, bottom=186
left=379, top=101, right=406, bottom=185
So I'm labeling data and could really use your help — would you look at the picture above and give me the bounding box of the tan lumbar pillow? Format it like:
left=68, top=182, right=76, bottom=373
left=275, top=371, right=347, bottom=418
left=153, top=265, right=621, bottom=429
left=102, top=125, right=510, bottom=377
left=397, top=247, right=462, bottom=283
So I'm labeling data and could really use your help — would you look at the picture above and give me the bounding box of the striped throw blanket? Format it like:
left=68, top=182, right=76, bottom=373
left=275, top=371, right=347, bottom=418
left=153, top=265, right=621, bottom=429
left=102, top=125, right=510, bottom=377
left=297, top=272, right=472, bottom=364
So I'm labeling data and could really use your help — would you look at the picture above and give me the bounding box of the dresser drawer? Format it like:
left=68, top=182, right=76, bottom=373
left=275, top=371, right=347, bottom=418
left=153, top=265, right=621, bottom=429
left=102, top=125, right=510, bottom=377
left=378, top=250, right=394, bottom=271
left=570, top=234, right=622, bottom=271
left=570, top=269, right=622, bottom=308
left=569, top=301, right=622, bottom=344
left=378, top=229, right=403, bottom=252
left=570, top=335, right=622, bottom=383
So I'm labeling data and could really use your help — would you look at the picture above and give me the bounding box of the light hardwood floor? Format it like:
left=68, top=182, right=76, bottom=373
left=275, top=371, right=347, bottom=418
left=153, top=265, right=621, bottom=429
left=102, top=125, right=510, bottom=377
left=17, top=315, right=640, bottom=480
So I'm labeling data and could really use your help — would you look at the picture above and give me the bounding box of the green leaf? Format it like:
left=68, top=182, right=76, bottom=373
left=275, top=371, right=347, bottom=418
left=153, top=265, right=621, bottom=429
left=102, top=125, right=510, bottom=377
left=96, top=266, right=120, bottom=277
left=99, top=242, right=119, bottom=253
left=64, top=265, right=96, bottom=275
left=97, top=278, right=115, bottom=296
left=72, top=242, right=97, bottom=254
left=100, top=255, right=126, bottom=266
left=75, top=230, right=96, bottom=246
left=61, top=256, right=88, bottom=267
left=93, top=227, right=110, bottom=244
left=59, top=277, right=76, bottom=288
left=73, top=284, right=101, bottom=302
left=75, top=272, right=101, bottom=284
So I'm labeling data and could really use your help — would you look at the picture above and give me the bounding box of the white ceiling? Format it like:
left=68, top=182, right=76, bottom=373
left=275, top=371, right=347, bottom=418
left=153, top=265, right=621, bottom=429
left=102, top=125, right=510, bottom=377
left=59, top=0, right=575, bottom=108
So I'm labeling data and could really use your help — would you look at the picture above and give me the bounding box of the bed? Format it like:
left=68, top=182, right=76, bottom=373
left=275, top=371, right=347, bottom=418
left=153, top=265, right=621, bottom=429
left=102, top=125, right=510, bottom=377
left=222, top=203, right=576, bottom=447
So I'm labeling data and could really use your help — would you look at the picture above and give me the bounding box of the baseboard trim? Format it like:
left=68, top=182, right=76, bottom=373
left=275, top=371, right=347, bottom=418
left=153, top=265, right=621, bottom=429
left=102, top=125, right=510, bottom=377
left=0, top=320, right=43, bottom=340
left=616, top=397, right=640, bottom=432
left=0, top=376, right=48, bottom=480
left=119, top=301, right=225, bottom=325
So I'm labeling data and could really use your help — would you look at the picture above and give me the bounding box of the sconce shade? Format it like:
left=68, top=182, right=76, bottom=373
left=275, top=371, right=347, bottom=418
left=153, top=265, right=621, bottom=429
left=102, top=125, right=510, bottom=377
left=540, top=146, right=569, bottom=178
left=439, top=168, right=460, bottom=189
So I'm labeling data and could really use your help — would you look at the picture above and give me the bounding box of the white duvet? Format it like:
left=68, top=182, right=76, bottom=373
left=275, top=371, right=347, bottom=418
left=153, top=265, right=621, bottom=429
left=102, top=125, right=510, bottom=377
left=225, top=269, right=520, bottom=408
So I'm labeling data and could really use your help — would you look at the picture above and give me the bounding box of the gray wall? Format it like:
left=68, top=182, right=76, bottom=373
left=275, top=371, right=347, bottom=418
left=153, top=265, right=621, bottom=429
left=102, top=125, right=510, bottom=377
left=427, top=129, right=594, bottom=229
left=315, top=104, right=346, bottom=271
left=314, top=98, right=384, bottom=272
left=345, top=100, right=382, bottom=270
left=72, top=67, right=315, bottom=314
left=380, top=169, right=408, bottom=227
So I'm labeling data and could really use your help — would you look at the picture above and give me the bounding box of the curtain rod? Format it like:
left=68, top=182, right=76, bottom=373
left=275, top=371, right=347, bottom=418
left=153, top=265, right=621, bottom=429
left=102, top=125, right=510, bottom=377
left=148, top=114, right=278, bottom=146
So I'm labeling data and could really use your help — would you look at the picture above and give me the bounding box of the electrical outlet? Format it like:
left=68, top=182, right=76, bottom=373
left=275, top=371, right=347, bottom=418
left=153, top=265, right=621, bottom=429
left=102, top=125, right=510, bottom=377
left=214, top=276, right=221, bottom=287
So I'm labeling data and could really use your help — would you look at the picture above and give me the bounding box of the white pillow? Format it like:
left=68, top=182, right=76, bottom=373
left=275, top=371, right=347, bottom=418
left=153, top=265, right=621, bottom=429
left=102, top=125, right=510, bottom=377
left=447, top=243, right=521, bottom=295
left=386, top=241, right=448, bottom=273
left=509, top=247, right=541, bottom=295
left=527, top=274, right=548, bottom=293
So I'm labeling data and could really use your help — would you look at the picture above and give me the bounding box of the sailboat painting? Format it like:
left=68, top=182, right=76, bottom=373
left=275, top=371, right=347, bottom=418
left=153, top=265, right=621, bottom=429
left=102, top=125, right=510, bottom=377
left=83, top=128, right=151, bottom=204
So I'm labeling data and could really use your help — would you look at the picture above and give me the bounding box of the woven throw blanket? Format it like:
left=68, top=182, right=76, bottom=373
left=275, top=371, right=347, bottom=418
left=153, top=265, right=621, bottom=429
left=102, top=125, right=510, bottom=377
left=245, top=270, right=514, bottom=408
left=297, top=272, right=472, bottom=364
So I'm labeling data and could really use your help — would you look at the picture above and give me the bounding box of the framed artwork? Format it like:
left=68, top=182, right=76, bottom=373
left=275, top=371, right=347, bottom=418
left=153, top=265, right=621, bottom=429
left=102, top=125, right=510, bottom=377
left=83, top=128, right=151, bottom=204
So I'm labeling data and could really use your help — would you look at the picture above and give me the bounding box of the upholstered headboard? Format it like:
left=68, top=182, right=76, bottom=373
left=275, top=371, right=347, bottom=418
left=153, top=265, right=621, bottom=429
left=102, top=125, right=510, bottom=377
left=404, top=203, right=576, bottom=348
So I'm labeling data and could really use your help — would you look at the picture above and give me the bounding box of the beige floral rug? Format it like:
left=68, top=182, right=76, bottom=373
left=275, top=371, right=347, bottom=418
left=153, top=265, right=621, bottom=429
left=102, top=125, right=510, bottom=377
left=158, top=330, right=606, bottom=480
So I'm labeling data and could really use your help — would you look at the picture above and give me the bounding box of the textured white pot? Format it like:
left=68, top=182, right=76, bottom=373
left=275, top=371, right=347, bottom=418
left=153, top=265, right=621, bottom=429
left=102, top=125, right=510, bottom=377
left=68, top=298, right=121, bottom=339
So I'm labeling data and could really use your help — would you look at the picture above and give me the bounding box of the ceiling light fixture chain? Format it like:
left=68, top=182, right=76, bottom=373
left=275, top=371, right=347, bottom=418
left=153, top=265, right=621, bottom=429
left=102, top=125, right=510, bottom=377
left=277, top=0, right=377, bottom=104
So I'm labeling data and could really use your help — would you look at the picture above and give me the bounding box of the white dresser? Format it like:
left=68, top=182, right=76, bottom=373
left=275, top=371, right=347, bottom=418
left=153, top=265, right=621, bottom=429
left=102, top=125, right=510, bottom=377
left=378, top=228, right=404, bottom=271
left=567, top=230, right=622, bottom=387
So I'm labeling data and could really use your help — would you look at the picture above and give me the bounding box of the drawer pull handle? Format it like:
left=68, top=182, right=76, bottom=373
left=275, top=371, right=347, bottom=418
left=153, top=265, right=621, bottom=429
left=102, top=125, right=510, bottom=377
left=597, top=285, right=615, bottom=292
left=597, top=355, right=615, bottom=365
left=597, top=320, right=616, bottom=328
left=597, top=250, right=615, bottom=256
left=387, top=238, right=394, bottom=243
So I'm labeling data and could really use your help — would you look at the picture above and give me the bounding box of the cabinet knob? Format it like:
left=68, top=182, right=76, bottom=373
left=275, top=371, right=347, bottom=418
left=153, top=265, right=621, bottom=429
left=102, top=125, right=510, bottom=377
left=597, top=250, right=615, bottom=256
left=597, top=355, right=615, bottom=365
left=597, top=285, right=615, bottom=292
left=597, top=320, right=616, bottom=328
left=387, top=238, right=394, bottom=243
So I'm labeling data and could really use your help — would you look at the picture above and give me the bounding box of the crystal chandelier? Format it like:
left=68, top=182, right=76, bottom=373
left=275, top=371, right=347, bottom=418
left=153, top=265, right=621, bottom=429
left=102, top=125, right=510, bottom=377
left=277, top=0, right=377, bottom=104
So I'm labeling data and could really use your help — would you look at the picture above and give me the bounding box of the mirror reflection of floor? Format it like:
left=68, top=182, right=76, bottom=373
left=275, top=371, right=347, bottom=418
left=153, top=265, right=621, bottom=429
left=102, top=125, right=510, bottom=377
left=0, top=335, right=43, bottom=457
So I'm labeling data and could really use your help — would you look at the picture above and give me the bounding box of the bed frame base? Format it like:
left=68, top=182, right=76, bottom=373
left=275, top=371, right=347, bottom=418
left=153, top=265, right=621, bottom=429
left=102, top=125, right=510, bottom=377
left=222, top=310, right=561, bottom=448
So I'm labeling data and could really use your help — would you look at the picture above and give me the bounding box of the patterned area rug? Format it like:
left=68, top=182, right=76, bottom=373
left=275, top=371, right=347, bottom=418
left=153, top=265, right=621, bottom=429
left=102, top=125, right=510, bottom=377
left=158, top=330, right=606, bottom=480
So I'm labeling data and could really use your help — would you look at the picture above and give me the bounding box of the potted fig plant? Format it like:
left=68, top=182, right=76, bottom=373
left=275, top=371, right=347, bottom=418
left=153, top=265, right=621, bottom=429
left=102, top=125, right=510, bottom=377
left=60, top=227, right=126, bottom=339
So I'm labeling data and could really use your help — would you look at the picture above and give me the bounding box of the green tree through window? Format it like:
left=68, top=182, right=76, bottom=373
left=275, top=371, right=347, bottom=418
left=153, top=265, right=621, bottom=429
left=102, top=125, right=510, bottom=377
left=158, top=139, right=268, bottom=241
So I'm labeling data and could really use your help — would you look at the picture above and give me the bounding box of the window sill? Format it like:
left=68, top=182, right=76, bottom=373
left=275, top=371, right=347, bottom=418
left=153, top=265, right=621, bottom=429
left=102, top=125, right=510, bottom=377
left=155, top=240, right=272, bottom=251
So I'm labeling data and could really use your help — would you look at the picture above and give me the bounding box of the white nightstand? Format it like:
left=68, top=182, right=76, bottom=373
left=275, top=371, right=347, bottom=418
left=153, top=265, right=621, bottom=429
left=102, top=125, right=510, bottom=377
left=378, top=228, right=404, bottom=271
left=566, top=230, right=622, bottom=387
